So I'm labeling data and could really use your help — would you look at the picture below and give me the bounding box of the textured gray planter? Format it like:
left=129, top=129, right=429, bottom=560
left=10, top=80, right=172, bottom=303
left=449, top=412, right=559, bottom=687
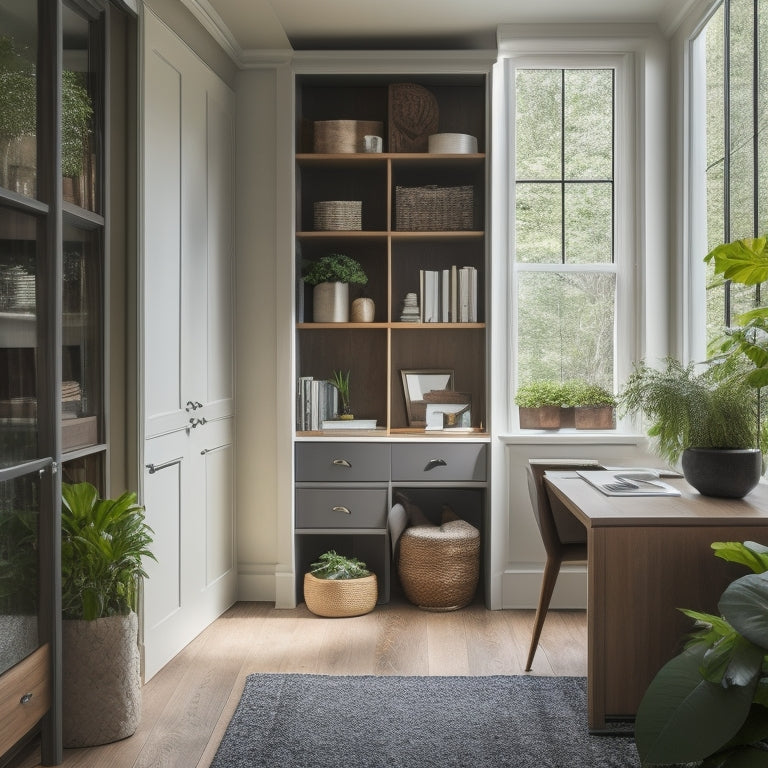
left=681, top=447, right=763, bottom=498
left=0, top=615, right=38, bottom=675
left=62, top=612, right=141, bottom=747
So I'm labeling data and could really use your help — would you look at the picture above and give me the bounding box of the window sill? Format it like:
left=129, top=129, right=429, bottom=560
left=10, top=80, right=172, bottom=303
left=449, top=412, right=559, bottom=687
left=499, top=431, right=646, bottom=446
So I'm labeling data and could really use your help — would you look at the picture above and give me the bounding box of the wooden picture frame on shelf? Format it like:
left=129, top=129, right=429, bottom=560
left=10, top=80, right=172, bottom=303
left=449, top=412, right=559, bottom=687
left=400, top=369, right=454, bottom=427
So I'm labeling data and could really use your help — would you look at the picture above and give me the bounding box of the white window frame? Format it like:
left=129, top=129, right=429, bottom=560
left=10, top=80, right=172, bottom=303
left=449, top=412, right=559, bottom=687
left=503, top=52, right=636, bottom=431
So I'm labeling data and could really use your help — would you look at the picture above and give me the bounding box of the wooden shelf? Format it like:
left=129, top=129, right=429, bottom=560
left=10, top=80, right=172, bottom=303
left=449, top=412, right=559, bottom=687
left=297, top=322, right=485, bottom=330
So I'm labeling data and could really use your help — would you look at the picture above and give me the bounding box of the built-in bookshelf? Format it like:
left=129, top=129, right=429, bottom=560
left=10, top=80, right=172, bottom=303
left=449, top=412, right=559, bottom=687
left=294, top=71, right=489, bottom=435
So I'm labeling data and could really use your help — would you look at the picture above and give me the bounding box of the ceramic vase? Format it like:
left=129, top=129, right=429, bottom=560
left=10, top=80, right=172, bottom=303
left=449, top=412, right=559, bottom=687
left=313, top=282, right=348, bottom=322
left=351, top=297, right=375, bottom=322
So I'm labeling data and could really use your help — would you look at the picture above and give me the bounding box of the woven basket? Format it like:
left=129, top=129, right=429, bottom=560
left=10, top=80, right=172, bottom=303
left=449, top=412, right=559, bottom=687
left=313, top=120, right=384, bottom=153
left=398, top=520, right=479, bottom=611
left=395, top=185, right=473, bottom=231
left=313, top=200, right=362, bottom=231
left=303, top=572, right=378, bottom=617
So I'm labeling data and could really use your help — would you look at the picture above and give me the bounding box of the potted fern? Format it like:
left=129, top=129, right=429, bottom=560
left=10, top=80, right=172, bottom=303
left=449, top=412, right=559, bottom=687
left=61, top=482, right=155, bottom=747
left=303, top=550, right=377, bottom=617
left=619, top=358, right=763, bottom=497
left=302, top=253, right=368, bottom=323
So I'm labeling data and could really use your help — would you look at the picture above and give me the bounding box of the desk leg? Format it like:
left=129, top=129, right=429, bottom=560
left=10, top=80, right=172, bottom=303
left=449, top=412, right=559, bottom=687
left=586, top=527, right=606, bottom=731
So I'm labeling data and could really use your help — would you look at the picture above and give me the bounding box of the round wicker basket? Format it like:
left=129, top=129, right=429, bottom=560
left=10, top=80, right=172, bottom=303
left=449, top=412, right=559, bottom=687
left=398, top=520, right=479, bottom=611
left=303, top=572, right=378, bottom=617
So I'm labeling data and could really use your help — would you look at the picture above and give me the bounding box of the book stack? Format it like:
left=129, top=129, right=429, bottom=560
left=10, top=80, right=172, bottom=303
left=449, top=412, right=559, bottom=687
left=418, top=266, right=478, bottom=323
left=400, top=292, right=420, bottom=322
left=296, top=377, right=339, bottom=431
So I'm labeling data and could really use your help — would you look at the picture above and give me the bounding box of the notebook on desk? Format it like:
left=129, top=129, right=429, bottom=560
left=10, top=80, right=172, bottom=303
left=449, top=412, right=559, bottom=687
left=577, top=470, right=682, bottom=497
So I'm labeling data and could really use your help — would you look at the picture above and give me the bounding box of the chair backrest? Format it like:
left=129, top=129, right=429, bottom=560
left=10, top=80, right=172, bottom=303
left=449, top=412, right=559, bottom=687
left=526, top=459, right=604, bottom=556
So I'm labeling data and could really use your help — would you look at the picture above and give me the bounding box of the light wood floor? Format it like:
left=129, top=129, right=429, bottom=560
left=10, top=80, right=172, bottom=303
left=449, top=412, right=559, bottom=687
left=16, top=600, right=587, bottom=768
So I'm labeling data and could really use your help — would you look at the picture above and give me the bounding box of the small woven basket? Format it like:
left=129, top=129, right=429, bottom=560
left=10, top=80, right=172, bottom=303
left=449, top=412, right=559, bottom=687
left=313, top=200, right=362, bottom=231
left=303, top=572, right=378, bottom=617
left=397, top=520, right=479, bottom=611
left=395, top=185, right=474, bottom=231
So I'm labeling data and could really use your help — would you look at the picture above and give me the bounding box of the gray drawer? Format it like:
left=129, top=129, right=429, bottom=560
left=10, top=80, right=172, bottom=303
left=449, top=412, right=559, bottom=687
left=391, top=443, right=487, bottom=482
left=296, top=488, right=388, bottom=528
left=296, top=442, right=390, bottom=482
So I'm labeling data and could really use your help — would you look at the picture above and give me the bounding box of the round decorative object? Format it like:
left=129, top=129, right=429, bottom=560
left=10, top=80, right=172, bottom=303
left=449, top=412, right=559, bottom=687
left=303, top=573, right=378, bottom=617
left=313, top=281, right=348, bottom=322
left=350, top=297, right=375, bottom=322
left=681, top=447, right=763, bottom=498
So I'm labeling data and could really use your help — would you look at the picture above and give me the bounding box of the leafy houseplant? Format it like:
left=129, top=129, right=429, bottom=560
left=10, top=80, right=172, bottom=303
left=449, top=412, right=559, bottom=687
left=61, top=482, right=155, bottom=747
left=327, top=368, right=353, bottom=419
left=515, top=380, right=616, bottom=430
left=619, top=358, right=763, bottom=496
left=302, top=253, right=368, bottom=323
left=515, top=380, right=566, bottom=429
left=635, top=540, right=768, bottom=767
left=303, top=550, right=377, bottom=618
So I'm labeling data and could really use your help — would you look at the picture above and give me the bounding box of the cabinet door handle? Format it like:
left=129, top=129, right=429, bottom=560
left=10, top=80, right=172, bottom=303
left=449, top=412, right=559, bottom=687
left=332, top=505, right=352, bottom=515
left=332, top=459, right=352, bottom=468
left=146, top=457, right=183, bottom=474
left=19, top=692, right=33, bottom=705
left=424, top=458, right=447, bottom=471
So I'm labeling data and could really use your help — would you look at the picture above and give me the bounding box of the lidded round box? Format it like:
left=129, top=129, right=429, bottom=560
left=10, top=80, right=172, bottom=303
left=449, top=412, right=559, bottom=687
left=428, top=133, right=478, bottom=154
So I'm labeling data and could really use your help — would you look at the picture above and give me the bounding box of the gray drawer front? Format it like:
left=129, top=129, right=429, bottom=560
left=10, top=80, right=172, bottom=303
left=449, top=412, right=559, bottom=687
left=296, top=443, right=390, bottom=482
left=391, top=443, right=487, bottom=482
left=296, top=489, right=388, bottom=528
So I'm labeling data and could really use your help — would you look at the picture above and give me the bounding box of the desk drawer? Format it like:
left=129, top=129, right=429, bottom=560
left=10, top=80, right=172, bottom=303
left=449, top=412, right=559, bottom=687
left=391, top=443, right=487, bottom=482
left=0, top=644, right=51, bottom=758
left=296, top=443, right=390, bottom=483
left=296, top=488, right=388, bottom=528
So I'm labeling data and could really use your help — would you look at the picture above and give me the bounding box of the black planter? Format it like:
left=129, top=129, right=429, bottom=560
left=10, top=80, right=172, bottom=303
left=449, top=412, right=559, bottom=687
left=681, top=447, right=763, bottom=499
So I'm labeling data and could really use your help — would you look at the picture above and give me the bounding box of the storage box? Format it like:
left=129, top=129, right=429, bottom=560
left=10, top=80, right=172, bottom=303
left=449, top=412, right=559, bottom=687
left=61, top=415, right=97, bottom=451
left=313, top=200, right=362, bottom=231
left=313, top=120, right=384, bottom=153
left=395, top=185, right=474, bottom=231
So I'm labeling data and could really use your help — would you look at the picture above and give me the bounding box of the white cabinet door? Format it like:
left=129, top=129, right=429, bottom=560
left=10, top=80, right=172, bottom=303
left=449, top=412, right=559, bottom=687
left=140, top=10, right=236, bottom=681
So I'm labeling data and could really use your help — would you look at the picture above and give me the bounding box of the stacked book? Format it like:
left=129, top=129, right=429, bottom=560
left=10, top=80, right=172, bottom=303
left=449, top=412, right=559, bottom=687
left=296, top=377, right=338, bottom=431
left=418, top=266, right=478, bottom=323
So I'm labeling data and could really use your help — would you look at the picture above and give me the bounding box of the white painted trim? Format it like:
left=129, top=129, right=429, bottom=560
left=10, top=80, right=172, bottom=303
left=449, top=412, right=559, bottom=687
left=502, top=566, right=587, bottom=610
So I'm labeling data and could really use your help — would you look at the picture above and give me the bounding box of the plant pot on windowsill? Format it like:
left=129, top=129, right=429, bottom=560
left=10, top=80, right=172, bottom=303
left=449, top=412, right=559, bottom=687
left=518, top=406, right=561, bottom=429
left=575, top=405, right=616, bottom=430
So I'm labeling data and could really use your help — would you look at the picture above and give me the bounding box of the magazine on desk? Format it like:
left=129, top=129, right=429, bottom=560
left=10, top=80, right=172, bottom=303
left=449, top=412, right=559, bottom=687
left=577, top=470, right=682, bottom=497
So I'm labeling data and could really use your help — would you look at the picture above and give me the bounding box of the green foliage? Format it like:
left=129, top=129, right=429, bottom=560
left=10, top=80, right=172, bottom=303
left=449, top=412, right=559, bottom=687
left=309, top=550, right=371, bottom=580
left=515, top=379, right=616, bottom=408
left=561, top=381, right=617, bottom=407
left=302, top=253, right=368, bottom=286
left=327, top=369, right=351, bottom=412
left=0, top=509, right=38, bottom=614
left=618, top=358, right=759, bottom=466
left=61, top=70, right=93, bottom=178
left=61, top=482, right=156, bottom=621
left=514, top=380, right=566, bottom=407
left=635, top=541, right=768, bottom=767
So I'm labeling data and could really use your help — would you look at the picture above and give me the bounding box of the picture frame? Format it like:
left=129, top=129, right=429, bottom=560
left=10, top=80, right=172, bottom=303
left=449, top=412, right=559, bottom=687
left=400, top=369, right=454, bottom=427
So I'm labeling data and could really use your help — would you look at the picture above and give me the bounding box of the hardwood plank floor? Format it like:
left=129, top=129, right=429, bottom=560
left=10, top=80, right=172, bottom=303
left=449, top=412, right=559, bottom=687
left=14, top=601, right=586, bottom=768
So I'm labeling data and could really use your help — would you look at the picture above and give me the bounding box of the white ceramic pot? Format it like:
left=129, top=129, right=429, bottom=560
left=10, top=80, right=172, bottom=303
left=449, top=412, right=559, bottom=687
left=313, top=282, right=348, bottom=322
left=351, top=297, right=375, bottom=322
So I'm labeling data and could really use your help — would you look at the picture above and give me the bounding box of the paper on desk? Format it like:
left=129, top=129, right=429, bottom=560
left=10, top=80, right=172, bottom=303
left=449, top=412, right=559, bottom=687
left=577, top=470, right=682, bottom=497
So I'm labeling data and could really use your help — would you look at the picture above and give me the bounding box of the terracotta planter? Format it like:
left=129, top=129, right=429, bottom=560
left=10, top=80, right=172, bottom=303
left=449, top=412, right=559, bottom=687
left=303, top=573, right=378, bottom=617
left=518, top=406, right=561, bottom=429
left=575, top=406, right=616, bottom=430
left=62, top=612, right=141, bottom=747
left=313, top=281, right=349, bottom=322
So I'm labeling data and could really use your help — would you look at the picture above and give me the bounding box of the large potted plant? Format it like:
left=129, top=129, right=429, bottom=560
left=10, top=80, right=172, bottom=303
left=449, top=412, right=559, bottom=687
left=635, top=540, right=768, bottom=766
left=61, top=481, right=155, bottom=747
left=303, top=550, right=377, bottom=618
left=619, top=357, right=763, bottom=497
left=302, top=253, right=368, bottom=323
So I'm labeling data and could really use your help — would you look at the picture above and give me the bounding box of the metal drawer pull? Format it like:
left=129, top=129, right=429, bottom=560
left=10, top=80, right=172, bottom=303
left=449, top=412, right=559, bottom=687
left=332, top=459, right=352, bottom=468
left=424, top=458, right=447, bottom=471
left=20, top=693, right=33, bottom=705
left=332, top=506, right=352, bottom=515
left=146, top=457, right=183, bottom=474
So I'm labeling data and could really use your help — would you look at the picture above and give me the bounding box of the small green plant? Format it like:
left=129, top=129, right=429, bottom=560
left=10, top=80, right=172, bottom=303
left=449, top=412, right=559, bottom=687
left=619, top=357, right=758, bottom=466
left=302, top=253, right=368, bottom=286
left=560, top=381, right=617, bottom=407
left=514, top=380, right=566, bottom=408
left=61, top=482, right=156, bottom=621
left=327, top=368, right=352, bottom=416
left=309, top=550, right=371, bottom=580
left=635, top=540, right=768, bottom=767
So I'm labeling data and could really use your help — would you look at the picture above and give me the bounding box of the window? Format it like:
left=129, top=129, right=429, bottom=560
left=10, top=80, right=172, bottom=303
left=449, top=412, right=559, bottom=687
left=694, top=0, right=768, bottom=354
left=512, top=62, right=624, bottom=394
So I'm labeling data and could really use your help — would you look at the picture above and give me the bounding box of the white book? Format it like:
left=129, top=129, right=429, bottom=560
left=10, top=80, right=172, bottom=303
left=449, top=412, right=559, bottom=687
left=441, top=269, right=450, bottom=322
left=459, top=267, right=470, bottom=322
left=451, top=265, right=458, bottom=323
left=419, top=269, right=425, bottom=323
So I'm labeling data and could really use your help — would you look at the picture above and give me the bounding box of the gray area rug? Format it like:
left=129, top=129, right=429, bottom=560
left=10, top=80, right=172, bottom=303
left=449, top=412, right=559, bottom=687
left=210, top=674, right=640, bottom=767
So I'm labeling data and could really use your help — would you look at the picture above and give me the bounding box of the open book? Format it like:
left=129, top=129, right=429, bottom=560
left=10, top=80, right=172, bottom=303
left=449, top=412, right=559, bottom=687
left=577, top=470, right=682, bottom=497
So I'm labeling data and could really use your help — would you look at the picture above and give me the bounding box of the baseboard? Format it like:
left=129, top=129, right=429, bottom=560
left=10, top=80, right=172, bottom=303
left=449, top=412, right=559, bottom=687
left=501, top=566, right=587, bottom=609
left=237, top=566, right=297, bottom=608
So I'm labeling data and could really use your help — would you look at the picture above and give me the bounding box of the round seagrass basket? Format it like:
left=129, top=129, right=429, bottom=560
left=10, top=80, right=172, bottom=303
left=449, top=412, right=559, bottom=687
left=303, top=572, right=378, bottom=617
left=398, top=520, right=479, bottom=611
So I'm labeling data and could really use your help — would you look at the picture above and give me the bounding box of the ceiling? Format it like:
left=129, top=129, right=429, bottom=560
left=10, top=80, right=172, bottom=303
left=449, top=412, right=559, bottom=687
left=187, top=0, right=700, bottom=58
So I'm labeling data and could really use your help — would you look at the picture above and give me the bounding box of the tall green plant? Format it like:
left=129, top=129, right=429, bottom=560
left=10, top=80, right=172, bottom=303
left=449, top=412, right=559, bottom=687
left=0, top=510, right=38, bottom=614
left=61, top=482, right=155, bottom=621
left=635, top=541, right=768, bottom=767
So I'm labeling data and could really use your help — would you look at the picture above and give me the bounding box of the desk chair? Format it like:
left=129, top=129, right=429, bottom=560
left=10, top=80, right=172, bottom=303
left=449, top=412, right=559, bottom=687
left=525, top=459, right=603, bottom=671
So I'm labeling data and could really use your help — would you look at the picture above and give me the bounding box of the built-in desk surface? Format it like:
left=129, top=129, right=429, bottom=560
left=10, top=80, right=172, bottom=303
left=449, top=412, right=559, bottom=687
left=544, top=473, right=768, bottom=731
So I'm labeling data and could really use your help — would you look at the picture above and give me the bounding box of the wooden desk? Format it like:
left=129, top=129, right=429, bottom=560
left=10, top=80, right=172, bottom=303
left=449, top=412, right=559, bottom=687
left=544, top=473, right=768, bottom=731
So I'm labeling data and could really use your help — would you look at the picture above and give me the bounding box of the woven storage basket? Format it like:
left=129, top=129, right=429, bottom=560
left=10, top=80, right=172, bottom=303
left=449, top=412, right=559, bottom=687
left=313, top=120, right=384, bottom=153
left=303, top=572, right=378, bottom=617
left=397, top=519, right=480, bottom=611
left=395, top=185, right=473, bottom=231
left=313, top=200, right=362, bottom=231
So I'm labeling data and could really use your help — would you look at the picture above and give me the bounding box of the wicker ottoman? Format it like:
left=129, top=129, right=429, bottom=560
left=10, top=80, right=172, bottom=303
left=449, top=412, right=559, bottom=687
left=397, top=519, right=480, bottom=611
